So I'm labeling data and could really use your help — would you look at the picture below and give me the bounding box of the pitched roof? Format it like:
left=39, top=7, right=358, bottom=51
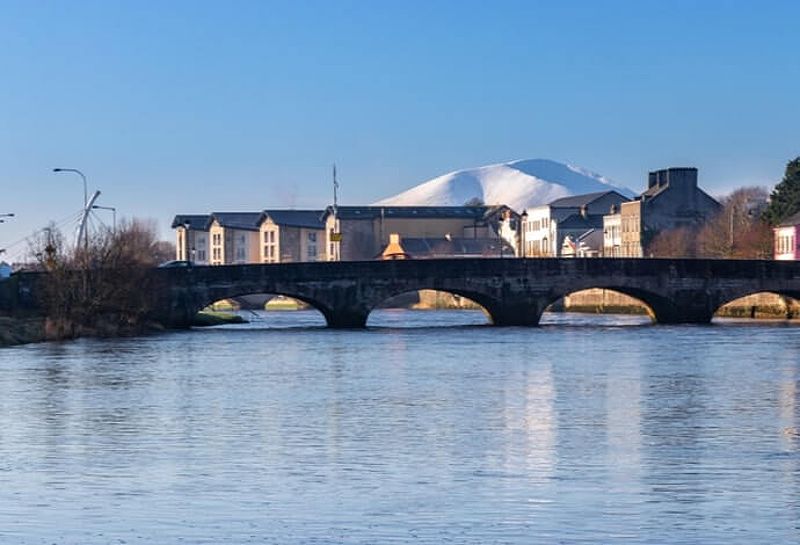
left=211, top=212, right=264, bottom=231
left=556, top=213, right=604, bottom=230
left=171, top=214, right=211, bottom=230
left=548, top=190, right=626, bottom=208
left=263, top=210, right=325, bottom=229
left=323, top=205, right=511, bottom=221
left=382, top=237, right=514, bottom=258
left=778, top=211, right=800, bottom=227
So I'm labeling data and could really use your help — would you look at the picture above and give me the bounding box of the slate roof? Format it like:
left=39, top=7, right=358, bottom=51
left=171, top=214, right=211, bottom=230
left=382, top=237, right=515, bottom=258
left=548, top=191, right=627, bottom=209
left=263, top=210, right=325, bottom=229
left=556, top=213, right=604, bottom=230
left=322, top=205, right=511, bottom=221
left=210, top=212, right=264, bottom=231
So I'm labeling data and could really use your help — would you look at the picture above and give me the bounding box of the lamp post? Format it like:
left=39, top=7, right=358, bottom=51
left=53, top=168, right=89, bottom=253
left=53, top=168, right=87, bottom=211
left=182, top=220, right=191, bottom=262
left=520, top=210, right=528, bottom=258
left=92, top=205, right=116, bottom=233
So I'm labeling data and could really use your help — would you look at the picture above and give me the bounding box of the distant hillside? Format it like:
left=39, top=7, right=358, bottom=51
left=375, top=159, right=633, bottom=210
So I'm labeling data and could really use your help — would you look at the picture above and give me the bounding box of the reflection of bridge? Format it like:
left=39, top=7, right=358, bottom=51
left=148, top=258, right=800, bottom=328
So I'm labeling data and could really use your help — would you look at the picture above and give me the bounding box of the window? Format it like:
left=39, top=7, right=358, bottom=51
left=308, top=232, right=317, bottom=242
left=307, top=245, right=317, bottom=259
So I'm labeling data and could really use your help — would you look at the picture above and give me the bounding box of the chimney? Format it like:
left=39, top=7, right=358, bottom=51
left=580, top=205, right=588, bottom=219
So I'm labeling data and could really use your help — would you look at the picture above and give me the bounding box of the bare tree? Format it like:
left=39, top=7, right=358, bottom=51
left=698, top=187, right=771, bottom=258
left=648, top=227, right=698, bottom=258
left=29, top=219, right=174, bottom=338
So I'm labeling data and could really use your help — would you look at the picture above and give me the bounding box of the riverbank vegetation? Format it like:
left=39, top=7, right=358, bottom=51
left=25, top=219, right=174, bottom=341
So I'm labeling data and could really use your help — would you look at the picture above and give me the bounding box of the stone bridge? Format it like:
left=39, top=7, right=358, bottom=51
left=145, top=258, right=800, bottom=328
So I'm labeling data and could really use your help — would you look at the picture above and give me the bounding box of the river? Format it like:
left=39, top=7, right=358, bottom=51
left=1, top=310, right=798, bottom=544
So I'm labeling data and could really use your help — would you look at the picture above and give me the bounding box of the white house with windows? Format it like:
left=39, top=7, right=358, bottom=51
left=259, top=210, right=325, bottom=263
left=774, top=211, right=800, bottom=261
left=602, top=206, right=623, bottom=257
left=172, top=210, right=325, bottom=265
left=171, top=215, right=211, bottom=265
left=521, top=191, right=630, bottom=257
left=207, top=212, right=262, bottom=265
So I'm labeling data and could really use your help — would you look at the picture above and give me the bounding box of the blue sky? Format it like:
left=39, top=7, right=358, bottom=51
left=1, top=0, right=798, bottom=256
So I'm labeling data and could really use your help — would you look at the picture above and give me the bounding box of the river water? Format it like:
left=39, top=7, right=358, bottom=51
left=1, top=310, right=798, bottom=544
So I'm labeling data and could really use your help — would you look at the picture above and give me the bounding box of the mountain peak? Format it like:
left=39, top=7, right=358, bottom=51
left=375, top=159, right=633, bottom=210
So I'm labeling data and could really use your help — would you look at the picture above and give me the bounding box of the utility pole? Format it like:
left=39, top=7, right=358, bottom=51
left=332, top=164, right=340, bottom=261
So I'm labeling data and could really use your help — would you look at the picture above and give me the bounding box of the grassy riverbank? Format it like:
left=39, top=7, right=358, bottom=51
left=192, top=311, right=248, bottom=327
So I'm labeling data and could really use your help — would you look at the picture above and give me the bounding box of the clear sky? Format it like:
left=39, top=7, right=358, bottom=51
left=1, top=0, right=798, bottom=258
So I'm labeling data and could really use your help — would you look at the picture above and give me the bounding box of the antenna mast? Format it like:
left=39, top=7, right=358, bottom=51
left=332, top=163, right=339, bottom=216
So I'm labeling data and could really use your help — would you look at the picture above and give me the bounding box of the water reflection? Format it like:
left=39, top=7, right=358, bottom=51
left=0, top=311, right=798, bottom=544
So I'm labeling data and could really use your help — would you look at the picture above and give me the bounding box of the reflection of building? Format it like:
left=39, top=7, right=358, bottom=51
left=323, top=205, right=515, bottom=261
left=774, top=211, right=800, bottom=260
left=522, top=191, right=629, bottom=257
left=380, top=233, right=514, bottom=259
left=605, top=167, right=720, bottom=257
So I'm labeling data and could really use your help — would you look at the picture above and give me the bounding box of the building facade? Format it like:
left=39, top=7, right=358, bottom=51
left=774, top=212, right=800, bottom=260
left=172, top=214, right=211, bottom=265
left=208, top=212, right=262, bottom=265
left=603, top=167, right=720, bottom=257
left=323, top=206, right=514, bottom=261
left=173, top=210, right=326, bottom=265
left=602, top=206, right=622, bottom=257
left=259, top=210, right=325, bottom=263
left=521, top=191, right=630, bottom=257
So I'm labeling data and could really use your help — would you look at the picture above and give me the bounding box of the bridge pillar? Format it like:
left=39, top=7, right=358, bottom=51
left=654, top=290, right=715, bottom=325
left=485, top=297, right=549, bottom=327
left=324, top=308, right=369, bottom=329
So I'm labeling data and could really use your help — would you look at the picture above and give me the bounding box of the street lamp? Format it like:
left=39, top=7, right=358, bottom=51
left=520, top=210, right=528, bottom=258
left=53, top=168, right=87, bottom=210
left=92, top=205, right=116, bottom=233
left=53, top=168, right=90, bottom=254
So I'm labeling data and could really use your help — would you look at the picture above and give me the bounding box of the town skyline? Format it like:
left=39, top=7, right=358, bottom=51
left=2, top=1, right=799, bottom=254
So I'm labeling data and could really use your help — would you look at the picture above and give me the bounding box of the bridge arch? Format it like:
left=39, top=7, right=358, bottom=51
left=185, top=288, right=334, bottom=327
left=713, top=289, right=800, bottom=321
left=541, top=287, right=656, bottom=323
left=542, top=285, right=685, bottom=325
left=366, top=288, right=493, bottom=327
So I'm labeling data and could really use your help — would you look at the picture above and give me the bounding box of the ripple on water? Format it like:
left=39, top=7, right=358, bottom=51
left=0, top=310, right=798, bottom=544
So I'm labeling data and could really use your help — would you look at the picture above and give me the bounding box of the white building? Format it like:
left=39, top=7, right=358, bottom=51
left=521, top=191, right=629, bottom=257
left=171, top=215, right=211, bottom=264
left=602, top=206, right=623, bottom=257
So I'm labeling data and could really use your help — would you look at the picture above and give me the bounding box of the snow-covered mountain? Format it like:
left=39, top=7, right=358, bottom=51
left=375, top=159, right=634, bottom=211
